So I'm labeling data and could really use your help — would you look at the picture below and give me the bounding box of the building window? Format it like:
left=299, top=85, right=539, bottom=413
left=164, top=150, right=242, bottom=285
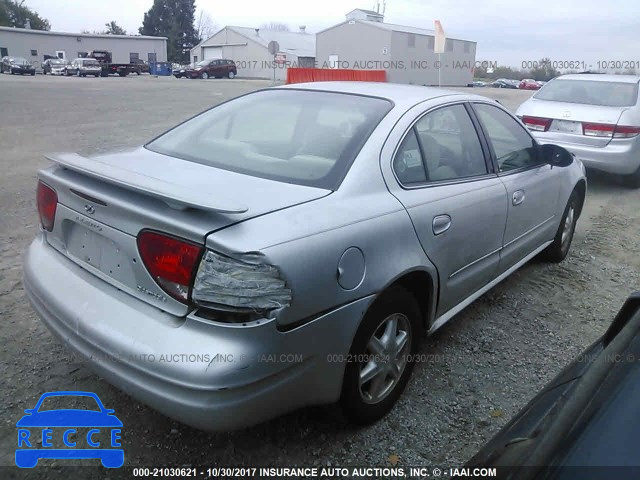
left=0, top=48, right=8, bottom=57
left=31, top=49, right=37, bottom=56
left=193, top=55, right=198, bottom=63
left=129, top=52, right=139, bottom=62
left=78, top=51, right=88, bottom=57
left=426, top=36, right=434, bottom=50
left=407, top=34, right=415, bottom=48
left=148, top=52, right=157, bottom=63
left=446, top=39, right=454, bottom=52
left=464, top=42, right=470, bottom=53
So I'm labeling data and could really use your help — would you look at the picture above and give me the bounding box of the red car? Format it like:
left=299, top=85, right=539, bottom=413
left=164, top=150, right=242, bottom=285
left=519, top=78, right=541, bottom=90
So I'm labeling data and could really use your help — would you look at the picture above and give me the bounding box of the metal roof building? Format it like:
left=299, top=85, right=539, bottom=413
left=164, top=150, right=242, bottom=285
left=190, top=26, right=316, bottom=80
left=0, top=26, right=167, bottom=71
left=316, top=10, right=477, bottom=86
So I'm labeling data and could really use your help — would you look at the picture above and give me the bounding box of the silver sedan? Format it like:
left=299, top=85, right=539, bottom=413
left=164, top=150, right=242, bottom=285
left=24, top=82, right=587, bottom=430
left=516, top=74, right=640, bottom=187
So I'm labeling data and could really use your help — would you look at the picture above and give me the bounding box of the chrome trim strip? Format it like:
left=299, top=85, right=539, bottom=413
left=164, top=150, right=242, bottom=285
left=449, top=246, right=502, bottom=279
left=428, top=240, right=553, bottom=335
left=503, top=215, right=555, bottom=249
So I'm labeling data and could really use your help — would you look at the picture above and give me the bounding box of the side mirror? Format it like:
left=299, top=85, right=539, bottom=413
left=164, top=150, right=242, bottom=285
left=541, top=144, right=574, bottom=167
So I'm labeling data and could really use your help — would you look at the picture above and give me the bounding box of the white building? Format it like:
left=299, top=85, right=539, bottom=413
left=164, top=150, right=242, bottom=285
left=316, top=9, right=477, bottom=86
left=190, top=26, right=316, bottom=80
left=0, top=26, right=167, bottom=70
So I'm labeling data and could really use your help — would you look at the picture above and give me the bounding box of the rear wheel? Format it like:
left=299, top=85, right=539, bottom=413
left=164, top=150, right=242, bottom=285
left=541, top=190, right=580, bottom=263
left=341, top=287, right=420, bottom=425
left=623, top=167, right=640, bottom=189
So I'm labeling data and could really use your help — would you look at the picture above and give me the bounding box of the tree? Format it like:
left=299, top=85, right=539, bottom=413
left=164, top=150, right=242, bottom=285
left=139, top=0, right=199, bottom=63
left=195, top=10, right=216, bottom=41
left=260, top=21, right=290, bottom=32
left=105, top=20, right=126, bottom=35
left=0, top=0, right=50, bottom=30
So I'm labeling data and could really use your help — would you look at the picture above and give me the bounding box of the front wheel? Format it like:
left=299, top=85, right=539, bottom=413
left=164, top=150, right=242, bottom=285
left=341, top=287, right=420, bottom=425
left=541, top=190, right=580, bottom=262
left=201, top=72, right=209, bottom=79
left=228, top=71, right=235, bottom=79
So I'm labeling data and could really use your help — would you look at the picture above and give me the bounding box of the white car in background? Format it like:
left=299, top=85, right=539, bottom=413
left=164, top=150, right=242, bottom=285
left=516, top=74, right=640, bottom=187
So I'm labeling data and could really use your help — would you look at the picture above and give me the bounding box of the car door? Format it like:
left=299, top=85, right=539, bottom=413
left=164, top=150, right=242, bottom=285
left=384, top=102, right=509, bottom=318
left=471, top=102, right=561, bottom=273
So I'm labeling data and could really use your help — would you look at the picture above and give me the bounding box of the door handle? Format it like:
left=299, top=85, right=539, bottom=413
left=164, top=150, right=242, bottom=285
left=512, top=190, right=525, bottom=206
left=432, top=215, right=452, bottom=235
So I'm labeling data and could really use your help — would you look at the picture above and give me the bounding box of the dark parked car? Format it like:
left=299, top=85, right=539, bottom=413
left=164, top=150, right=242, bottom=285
left=491, top=78, right=519, bottom=89
left=182, top=59, right=237, bottom=79
left=1, top=56, right=36, bottom=75
left=42, top=58, right=69, bottom=75
left=466, top=292, right=640, bottom=480
left=130, top=59, right=149, bottom=75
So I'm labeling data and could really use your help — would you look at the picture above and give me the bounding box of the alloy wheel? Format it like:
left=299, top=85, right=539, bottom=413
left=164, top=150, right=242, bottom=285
left=359, top=313, right=412, bottom=404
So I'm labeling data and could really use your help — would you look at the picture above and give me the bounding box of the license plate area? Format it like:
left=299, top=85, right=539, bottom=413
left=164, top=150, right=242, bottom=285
left=65, top=223, right=133, bottom=283
left=551, top=119, right=582, bottom=134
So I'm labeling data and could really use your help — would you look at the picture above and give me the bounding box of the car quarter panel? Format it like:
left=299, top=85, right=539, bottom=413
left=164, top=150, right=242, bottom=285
left=203, top=115, right=440, bottom=329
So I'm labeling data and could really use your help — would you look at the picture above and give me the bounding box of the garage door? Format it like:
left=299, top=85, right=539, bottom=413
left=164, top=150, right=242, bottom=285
left=203, top=47, right=222, bottom=60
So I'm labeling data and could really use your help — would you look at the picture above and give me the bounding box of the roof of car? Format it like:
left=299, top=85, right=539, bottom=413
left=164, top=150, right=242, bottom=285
left=557, top=74, right=640, bottom=83
left=277, top=81, right=470, bottom=104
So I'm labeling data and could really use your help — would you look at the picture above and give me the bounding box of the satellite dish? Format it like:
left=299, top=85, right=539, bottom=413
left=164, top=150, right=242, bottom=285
left=268, top=41, right=280, bottom=55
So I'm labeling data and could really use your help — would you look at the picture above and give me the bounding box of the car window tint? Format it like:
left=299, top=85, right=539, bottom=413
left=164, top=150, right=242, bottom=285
left=38, top=395, right=101, bottom=412
left=393, top=129, right=427, bottom=184
left=473, top=103, right=538, bottom=172
left=146, top=90, right=392, bottom=189
left=534, top=79, right=638, bottom=107
left=414, top=104, right=487, bottom=181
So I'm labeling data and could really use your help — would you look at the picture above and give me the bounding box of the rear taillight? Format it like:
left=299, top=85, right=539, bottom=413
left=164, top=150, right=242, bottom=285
left=137, top=230, right=203, bottom=303
left=521, top=116, right=552, bottom=132
left=37, top=181, right=57, bottom=232
left=582, top=122, right=615, bottom=137
left=613, top=125, right=640, bottom=138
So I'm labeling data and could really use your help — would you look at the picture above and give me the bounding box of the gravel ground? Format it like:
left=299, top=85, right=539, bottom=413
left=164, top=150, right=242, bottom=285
left=1, top=75, right=638, bottom=479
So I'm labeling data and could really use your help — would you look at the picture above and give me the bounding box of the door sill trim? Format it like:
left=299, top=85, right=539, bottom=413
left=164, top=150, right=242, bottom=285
left=428, top=240, right=552, bottom=335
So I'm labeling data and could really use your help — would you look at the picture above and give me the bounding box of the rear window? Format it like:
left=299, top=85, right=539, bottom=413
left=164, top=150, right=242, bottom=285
left=534, top=79, right=639, bottom=107
left=146, top=89, right=392, bottom=189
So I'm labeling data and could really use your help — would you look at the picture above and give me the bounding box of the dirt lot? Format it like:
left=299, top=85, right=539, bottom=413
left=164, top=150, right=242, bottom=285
left=1, top=75, right=639, bottom=478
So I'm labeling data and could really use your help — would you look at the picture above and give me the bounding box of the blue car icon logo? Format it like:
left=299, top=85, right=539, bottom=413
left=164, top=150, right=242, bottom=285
left=16, top=391, right=123, bottom=468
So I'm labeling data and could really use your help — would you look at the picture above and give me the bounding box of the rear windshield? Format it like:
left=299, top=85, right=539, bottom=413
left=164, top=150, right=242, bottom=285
left=83, top=60, right=100, bottom=66
left=146, top=89, right=392, bottom=189
left=534, top=79, right=639, bottom=107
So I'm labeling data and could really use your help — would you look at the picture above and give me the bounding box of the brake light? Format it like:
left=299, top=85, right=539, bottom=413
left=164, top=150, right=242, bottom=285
left=37, top=181, right=57, bottom=232
left=582, top=122, right=615, bottom=137
left=137, top=230, right=203, bottom=303
left=521, top=116, right=552, bottom=132
left=613, top=125, right=640, bottom=138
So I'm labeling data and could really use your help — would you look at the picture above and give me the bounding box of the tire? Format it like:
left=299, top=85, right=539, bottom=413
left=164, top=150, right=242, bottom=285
left=341, top=286, right=421, bottom=425
left=94, top=74, right=100, bottom=78
left=31, top=72, right=35, bottom=76
left=201, top=72, right=209, bottom=79
left=228, top=71, right=235, bottom=79
left=623, top=167, right=640, bottom=189
left=540, top=190, right=580, bottom=263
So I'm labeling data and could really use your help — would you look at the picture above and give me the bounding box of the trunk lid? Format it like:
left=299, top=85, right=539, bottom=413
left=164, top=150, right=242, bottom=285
left=40, top=147, right=331, bottom=315
left=521, top=98, right=630, bottom=147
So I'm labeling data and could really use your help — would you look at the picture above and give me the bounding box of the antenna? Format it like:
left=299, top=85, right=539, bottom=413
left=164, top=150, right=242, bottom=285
left=383, top=0, right=387, bottom=16
left=376, top=1, right=380, bottom=13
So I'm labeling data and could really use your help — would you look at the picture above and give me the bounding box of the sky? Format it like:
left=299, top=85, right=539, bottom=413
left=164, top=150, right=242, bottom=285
left=22, top=0, right=640, bottom=69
